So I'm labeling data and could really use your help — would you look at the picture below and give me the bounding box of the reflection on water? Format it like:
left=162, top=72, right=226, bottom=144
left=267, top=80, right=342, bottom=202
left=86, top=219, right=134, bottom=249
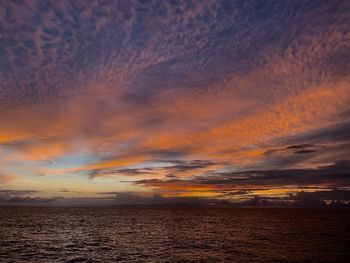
left=0, top=207, right=349, bottom=262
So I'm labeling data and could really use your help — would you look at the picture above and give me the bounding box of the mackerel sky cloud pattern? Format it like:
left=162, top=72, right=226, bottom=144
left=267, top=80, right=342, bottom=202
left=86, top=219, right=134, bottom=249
left=0, top=0, right=349, bottom=203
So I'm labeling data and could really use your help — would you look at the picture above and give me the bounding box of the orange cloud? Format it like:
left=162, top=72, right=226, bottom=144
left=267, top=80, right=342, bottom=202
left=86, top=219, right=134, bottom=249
left=0, top=173, right=17, bottom=184
left=1, top=80, right=349, bottom=184
left=140, top=81, right=350, bottom=165
left=71, top=155, right=150, bottom=172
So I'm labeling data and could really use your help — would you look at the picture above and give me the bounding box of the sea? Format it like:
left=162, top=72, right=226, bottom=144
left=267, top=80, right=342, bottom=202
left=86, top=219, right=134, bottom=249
left=0, top=207, right=349, bottom=262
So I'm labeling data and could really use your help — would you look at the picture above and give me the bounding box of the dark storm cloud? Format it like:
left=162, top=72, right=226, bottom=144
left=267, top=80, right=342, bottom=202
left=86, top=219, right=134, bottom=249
left=266, top=121, right=348, bottom=153
left=295, top=122, right=350, bottom=144
left=209, top=160, right=350, bottom=188
left=265, top=143, right=320, bottom=155
left=253, top=121, right=350, bottom=171
left=89, top=159, right=222, bottom=179
left=5, top=196, right=57, bottom=204
left=134, top=160, right=350, bottom=190
left=89, top=167, right=152, bottom=178
left=240, top=189, right=350, bottom=208
left=292, top=189, right=350, bottom=201
left=0, top=189, right=57, bottom=204
left=268, top=121, right=350, bottom=155
left=286, top=144, right=314, bottom=150
left=0, top=189, right=38, bottom=196
left=164, top=160, right=222, bottom=173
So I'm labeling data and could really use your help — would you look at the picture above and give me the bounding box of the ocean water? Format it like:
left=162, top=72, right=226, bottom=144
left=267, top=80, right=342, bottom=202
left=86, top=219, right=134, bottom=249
left=0, top=207, right=349, bottom=262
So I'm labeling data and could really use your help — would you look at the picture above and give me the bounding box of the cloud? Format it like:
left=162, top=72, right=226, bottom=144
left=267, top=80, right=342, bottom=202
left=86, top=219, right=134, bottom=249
left=239, top=189, right=350, bottom=208
left=0, top=189, right=114, bottom=206
left=113, top=192, right=219, bottom=205
left=113, top=192, right=164, bottom=205
left=265, top=144, right=319, bottom=155
left=0, top=173, right=17, bottom=184
left=0, top=189, right=56, bottom=204
left=4, top=196, right=57, bottom=204
left=90, top=159, right=225, bottom=180
left=0, top=189, right=38, bottom=196
left=133, top=160, right=350, bottom=194
left=0, top=0, right=349, bottom=199
left=292, top=189, right=350, bottom=202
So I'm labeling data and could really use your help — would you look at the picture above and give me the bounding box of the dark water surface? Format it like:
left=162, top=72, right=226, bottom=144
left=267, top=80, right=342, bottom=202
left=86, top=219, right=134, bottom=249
left=0, top=207, right=349, bottom=262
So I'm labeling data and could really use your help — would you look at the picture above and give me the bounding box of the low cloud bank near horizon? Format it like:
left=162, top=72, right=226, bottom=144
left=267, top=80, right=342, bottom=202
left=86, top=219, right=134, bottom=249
left=0, top=189, right=349, bottom=208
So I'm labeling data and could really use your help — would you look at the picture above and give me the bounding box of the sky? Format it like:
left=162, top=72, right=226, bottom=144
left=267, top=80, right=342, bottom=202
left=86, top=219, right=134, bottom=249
left=0, top=0, right=350, bottom=205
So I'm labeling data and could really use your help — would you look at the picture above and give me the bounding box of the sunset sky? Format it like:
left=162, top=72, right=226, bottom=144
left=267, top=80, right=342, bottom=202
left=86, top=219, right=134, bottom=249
left=0, top=0, right=349, bottom=205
